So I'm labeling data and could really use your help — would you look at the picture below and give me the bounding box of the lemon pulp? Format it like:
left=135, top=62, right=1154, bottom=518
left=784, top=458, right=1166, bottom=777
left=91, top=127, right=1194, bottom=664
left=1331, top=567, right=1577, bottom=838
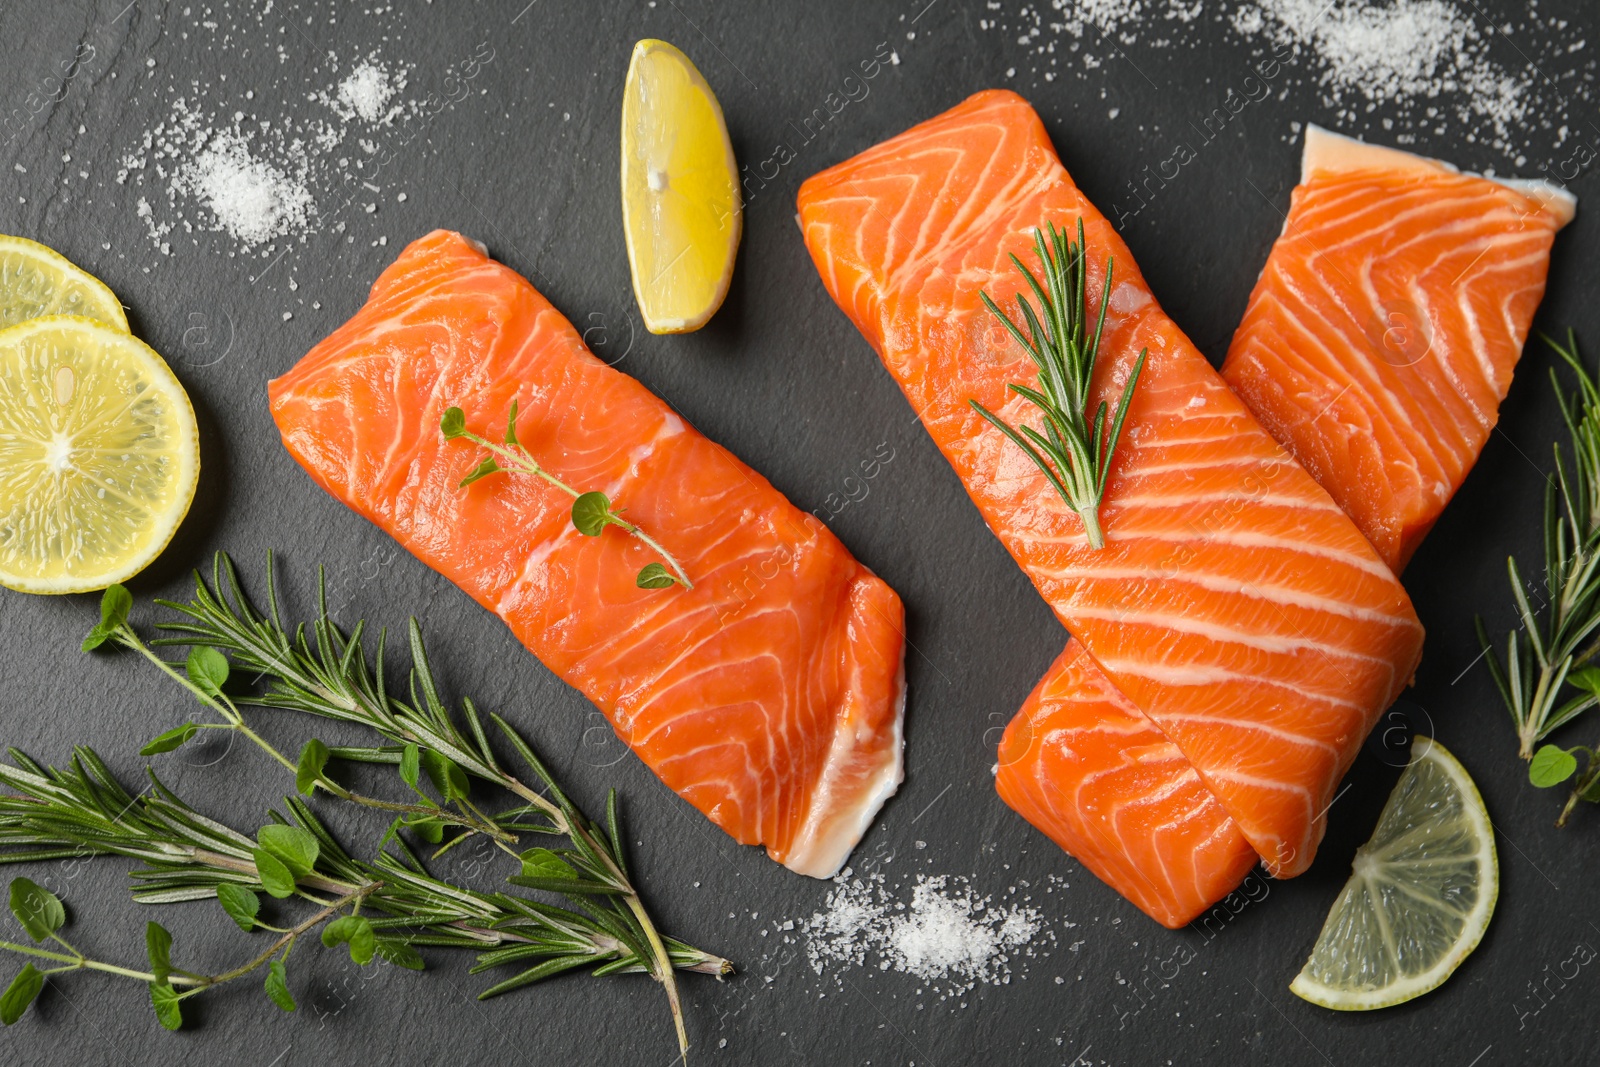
left=620, top=38, right=742, bottom=334
left=0, top=235, right=128, bottom=332
left=0, top=316, right=198, bottom=594
left=1289, top=736, right=1497, bottom=1010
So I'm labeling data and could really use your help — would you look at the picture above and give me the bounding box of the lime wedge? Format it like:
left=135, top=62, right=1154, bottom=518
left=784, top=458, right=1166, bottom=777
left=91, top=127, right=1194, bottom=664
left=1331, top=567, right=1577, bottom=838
left=1290, top=736, right=1497, bottom=1010
left=0, top=316, right=199, bottom=594
left=0, top=235, right=128, bottom=332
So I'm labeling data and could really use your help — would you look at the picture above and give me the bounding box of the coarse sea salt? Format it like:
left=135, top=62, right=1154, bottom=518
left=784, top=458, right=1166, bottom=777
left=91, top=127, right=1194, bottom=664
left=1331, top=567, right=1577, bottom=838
left=1231, top=0, right=1525, bottom=137
left=976, top=0, right=1595, bottom=164
left=324, top=58, right=409, bottom=125
left=119, top=45, right=419, bottom=256
left=799, top=871, right=1053, bottom=996
left=178, top=132, right=314, bottom=247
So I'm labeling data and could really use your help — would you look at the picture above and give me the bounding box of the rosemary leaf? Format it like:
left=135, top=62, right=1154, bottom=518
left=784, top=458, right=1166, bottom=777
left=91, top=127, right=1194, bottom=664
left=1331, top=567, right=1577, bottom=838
left=969, top=219, right=1147, bottom=550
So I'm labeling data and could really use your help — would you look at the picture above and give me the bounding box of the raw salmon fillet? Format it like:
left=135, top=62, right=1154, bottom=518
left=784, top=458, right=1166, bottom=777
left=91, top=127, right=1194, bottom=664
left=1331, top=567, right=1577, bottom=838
left=1223, top=125, right=1576, bottom=573
left=798, top=90, right=1424, bottom=876
left=269, top=229, right=907, bottom=878
left=995, top=640, right=1258, bottom=928
left=998, top=129, right=1574, bottom=925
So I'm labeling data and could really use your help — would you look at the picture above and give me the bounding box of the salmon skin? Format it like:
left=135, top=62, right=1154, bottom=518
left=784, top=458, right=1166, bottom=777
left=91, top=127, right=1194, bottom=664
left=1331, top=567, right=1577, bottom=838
left=1223, top=125, right=1576, bottom=573
left=996, top=640, right=1258, bottom=928
left=798, top=90, right=1424, bottom=877
left=269, top=229, right=907, bottom=878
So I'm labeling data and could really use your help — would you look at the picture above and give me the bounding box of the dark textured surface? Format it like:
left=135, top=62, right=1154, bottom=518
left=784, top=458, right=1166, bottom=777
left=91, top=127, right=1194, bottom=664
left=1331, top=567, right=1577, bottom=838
left=1, top=1, right=1597, bottom=1064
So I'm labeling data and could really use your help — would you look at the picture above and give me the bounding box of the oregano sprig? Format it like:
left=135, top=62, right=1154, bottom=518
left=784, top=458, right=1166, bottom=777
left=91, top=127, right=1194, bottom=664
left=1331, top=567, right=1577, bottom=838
left=440, top=402, right=691, bottom=589
left=969, top=219, right=1147, bottom=550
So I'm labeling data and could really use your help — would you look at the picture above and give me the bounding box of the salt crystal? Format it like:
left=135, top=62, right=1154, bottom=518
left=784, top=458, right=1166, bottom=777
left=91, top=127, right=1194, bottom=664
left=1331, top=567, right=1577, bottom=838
left=334, top=60, right=399, bottom=124
left=797, top=872, right=1047, bottom=996
left=178, top=132, right=314, bottom=247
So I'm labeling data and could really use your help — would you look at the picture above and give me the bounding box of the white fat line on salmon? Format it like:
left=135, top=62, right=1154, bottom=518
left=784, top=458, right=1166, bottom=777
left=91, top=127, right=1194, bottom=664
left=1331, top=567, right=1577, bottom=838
left=1110, top=41, right=1298, bottom=232
left=719, top=439, right=896, bottom=622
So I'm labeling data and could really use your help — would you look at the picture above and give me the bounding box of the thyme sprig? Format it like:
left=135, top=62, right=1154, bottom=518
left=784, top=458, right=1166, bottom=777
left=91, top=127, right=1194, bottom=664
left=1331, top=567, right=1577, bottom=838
left=1480, top=332, right=1600, bottom=825
left=441, top=402, right=691, bottom=589
left=969, top=219, right=1147, bottom=550
left=60, top=555, right=728, bottom=1056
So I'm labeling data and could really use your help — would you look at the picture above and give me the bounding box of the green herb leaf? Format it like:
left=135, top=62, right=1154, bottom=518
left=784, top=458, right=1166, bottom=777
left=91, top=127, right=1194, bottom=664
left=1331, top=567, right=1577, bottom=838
left=504, top=399, right=521, bottom=446
left=81, top=585, right=133, bottom=651
left=257, top=825, right=319, bottom=878
left=140, top=723, right=198, bottom=756
left=186, top=646, right=230, bottom=696
left=399, top=743, right=421, bottom=790
left=402, top=814, right=446, bottom=844
left=440, top=407, right=466, bottom=440
left=520, top=847, right=577, bottom=881
left=264, top=959, right=295, bottom=1012
left=969, top=219, right=1143, bottom=551
left=215, top=884, right=260, bottom=932
left=100, top=583, right=133, bottom=627
left=149, top=981, right=182, bottom=1030
left=252, top=849, right=298, bottom=899
left=1568, top=667, right=1600, bottom=696
left=8, top=879, right=64, bottom=942
left=295, top=738, right=331, bottom=796
left=0, top=965, right=42, bottom=1025
left=571, top=491, right=614, bottom=536
left=458, top=457, right=500, bottom=488
left=421, top=750, right=469, bottom=801
left=322, top=915, right=376, bottom=966
left=1530, top=744, right=1579, bottom=788
left=635, top=562, right=678, bottom=589
left=145, top=922, right=173, bottom=982
left=1583, top=770, right=1600, bottom=803
left=375, top=938, right=425, bottom=971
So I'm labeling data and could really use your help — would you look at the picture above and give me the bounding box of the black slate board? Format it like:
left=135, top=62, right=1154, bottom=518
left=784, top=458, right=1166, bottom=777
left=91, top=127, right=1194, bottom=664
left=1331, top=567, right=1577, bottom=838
left=2, top=1, right=1598, bottom=1064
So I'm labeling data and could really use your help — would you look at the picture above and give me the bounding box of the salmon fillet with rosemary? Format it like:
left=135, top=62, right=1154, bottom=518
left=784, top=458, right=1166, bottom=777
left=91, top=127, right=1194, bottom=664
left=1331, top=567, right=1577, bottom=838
left=995, top=640, right=1258, bottom=927
left=1222, top=125, right=1576, bottom=573
left=798, top=90, right=1423, bottom=877
left=268, top=229, right=906, bottom=878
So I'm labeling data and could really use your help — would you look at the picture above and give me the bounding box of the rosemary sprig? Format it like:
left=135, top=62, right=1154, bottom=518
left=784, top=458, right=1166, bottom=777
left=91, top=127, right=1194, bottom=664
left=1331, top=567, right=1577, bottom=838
left=969, top=219, right=1147, bottom=550
left=1480, top=331, right=1600, bottom=825
left=72, top=554, right=728, bottom=1056
left=0, top=748, right=724, bottom=1030
left=83, top=588, right=515, bottom=851
left=441, top=402, right=691, bottom=589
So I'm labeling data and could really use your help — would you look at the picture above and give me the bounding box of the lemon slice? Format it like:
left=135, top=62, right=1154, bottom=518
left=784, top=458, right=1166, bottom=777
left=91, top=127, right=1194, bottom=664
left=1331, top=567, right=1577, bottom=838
left=0, top=236, right=128, bottom=332
left=1290, top=736, right=1497, bottom=1010
left=0, top=316, right=199, bottom=594
left=620, top=38, right=741, bottom=334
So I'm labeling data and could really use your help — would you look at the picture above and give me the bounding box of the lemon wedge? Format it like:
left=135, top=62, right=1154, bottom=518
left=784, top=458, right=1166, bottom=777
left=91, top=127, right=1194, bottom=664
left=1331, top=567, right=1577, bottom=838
left=0, top=316, right=199, bottom=594
left=1290, top=736, right=1497, bottom=1010
left=0, top=235, right=128, bottom=332
left=620, top=38, right=741, bottom=334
